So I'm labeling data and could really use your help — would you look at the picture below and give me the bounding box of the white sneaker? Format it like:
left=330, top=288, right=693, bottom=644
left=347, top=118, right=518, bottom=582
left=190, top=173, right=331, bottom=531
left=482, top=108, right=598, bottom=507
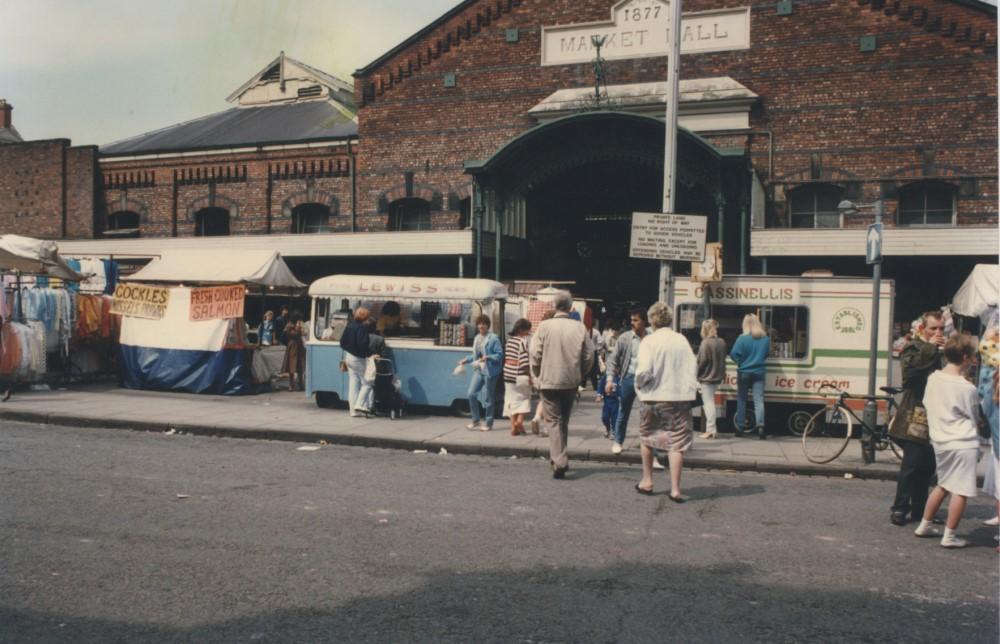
left=983, top=516, right=1000, bottom=527
left=612, top=443, right=623, bottom=455
left=940, top=533, right=968, bottom=549
left=914, top=521, right=941, bottom=538
left=653, top=459, right=665, bottom=470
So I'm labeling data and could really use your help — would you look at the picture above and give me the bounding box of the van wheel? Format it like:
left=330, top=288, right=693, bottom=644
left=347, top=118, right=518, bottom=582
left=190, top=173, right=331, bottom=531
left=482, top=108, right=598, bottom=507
left=787, top=410, right=813, bottom=436
left=315, top=392, right=338, bottom=409
left=450, top=400, right=471, bottom=417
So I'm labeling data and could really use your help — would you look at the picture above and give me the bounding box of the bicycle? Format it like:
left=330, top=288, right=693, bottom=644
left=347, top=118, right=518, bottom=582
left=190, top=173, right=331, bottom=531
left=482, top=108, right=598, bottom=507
left=801, top=384, right=902, bottom=465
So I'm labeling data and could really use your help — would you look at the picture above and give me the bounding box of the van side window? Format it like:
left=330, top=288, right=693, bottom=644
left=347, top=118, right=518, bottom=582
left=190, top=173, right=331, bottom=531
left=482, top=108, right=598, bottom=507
left=676, top=303, right=809, bottom=359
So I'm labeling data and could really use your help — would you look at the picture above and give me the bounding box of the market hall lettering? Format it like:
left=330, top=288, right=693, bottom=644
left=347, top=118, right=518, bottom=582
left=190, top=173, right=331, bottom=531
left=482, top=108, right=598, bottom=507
left=541, top=2, right=751, bottom=66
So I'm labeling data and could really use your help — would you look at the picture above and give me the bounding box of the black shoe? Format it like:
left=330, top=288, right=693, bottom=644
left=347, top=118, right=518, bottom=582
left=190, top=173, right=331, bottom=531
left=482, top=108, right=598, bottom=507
left=553, top=468, right=567, bottom=480
left=890, top=512, right=908, bottom=526
left=757, top=428, right=767, bottom=440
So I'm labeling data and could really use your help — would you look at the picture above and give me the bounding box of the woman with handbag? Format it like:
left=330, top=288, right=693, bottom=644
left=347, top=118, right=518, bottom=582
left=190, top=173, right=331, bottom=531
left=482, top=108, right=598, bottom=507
left=696, top=318, right=727, bottom=439
left=913, top=334, right=986, bottom=548
left=503, top=319, right=533, bottom=436
left=457, top=314, right=503, bottom=431
left=730, top=313, right=770, bottom=439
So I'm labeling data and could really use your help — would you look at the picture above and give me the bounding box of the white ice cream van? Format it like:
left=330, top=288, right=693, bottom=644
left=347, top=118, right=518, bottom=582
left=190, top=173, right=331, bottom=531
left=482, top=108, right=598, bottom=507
left=673, top=274, right=894, bottom=433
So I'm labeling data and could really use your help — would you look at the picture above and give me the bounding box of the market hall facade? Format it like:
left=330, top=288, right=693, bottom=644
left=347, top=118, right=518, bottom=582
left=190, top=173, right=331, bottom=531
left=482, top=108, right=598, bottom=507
left=1, top=0, right=997, bottom=322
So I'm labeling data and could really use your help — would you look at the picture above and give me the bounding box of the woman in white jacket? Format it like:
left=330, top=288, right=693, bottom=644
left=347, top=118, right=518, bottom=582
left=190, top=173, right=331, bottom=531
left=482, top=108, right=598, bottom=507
left=632, top=302, right=698, bottom=502
left=914, top=333, right=985, bottom=548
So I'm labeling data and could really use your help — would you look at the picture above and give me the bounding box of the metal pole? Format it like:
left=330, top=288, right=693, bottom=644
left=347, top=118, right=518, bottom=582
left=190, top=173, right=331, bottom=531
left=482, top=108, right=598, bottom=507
left=862, top=200, right=883, bottom=464
left=495, top=196, right=502, bottom=282
left=474, top=181, right=483, bottom=279
left=659, top=0, right=683, bottom=305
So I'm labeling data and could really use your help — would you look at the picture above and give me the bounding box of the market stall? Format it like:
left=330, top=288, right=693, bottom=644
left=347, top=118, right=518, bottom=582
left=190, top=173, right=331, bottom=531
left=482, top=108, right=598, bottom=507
left=117, top=250, right=305, bottom=395
left=0, top=235, right=89, bottom=385
left=951, top=263, right=999, bottom=324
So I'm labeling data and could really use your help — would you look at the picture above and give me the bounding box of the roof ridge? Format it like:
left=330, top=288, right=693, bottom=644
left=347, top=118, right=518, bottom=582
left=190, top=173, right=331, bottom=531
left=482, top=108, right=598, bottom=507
left=856, top=0, right=997, bottom=53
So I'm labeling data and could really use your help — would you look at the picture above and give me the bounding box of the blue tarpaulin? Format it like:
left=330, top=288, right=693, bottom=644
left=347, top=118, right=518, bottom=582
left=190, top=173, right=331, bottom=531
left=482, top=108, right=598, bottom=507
left=119, top=346, right=253, bottom=396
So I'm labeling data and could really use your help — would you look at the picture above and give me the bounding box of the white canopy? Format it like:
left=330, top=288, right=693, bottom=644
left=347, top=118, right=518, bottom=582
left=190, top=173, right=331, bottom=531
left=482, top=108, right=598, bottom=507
left=0, top=235, right=88, bottom=281
left=128, top=250, right=305, bottom=289
left=310, top=275, right=508, bottom=301
left=952, top=264, right=1000, bottom=318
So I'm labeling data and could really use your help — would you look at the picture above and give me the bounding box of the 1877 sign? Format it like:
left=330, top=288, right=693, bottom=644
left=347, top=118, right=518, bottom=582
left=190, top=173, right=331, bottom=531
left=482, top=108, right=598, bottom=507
left=541, top=0, right=750, bottom=66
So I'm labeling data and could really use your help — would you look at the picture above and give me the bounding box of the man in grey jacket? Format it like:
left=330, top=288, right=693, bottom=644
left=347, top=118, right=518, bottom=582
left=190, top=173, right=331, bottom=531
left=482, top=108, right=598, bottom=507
left=530, top=291, right=595, bottom=479
left=605, top=308, right=649, bottom=454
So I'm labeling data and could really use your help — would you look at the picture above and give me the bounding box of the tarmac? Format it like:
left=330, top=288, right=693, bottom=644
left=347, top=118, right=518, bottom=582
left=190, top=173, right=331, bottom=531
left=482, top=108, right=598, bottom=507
left=0, top=381, right=952, bottom=482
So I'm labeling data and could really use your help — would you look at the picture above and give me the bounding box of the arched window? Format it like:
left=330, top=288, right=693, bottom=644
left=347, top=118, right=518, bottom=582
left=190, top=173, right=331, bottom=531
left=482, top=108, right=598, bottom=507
left=788, top=184, right=842, bottom=228
left=898, top=182, right=955, bottom=226
left=291, top=203, right=331, bottom=234
left=108, top=211, right=140, bottom=230
left=389, top=198, right=431, bottom=231
left=194, top=207, right=230, bottom=236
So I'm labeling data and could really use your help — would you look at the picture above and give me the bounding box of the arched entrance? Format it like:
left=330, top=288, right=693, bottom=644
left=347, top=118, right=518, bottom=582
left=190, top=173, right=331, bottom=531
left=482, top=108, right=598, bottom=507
left=466, top=112, right=728, bottom=304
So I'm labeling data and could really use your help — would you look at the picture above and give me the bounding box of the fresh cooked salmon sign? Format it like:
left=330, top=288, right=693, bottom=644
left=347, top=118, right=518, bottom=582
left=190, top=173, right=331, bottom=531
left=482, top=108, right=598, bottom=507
left=189, top=285, right=245, bottom=322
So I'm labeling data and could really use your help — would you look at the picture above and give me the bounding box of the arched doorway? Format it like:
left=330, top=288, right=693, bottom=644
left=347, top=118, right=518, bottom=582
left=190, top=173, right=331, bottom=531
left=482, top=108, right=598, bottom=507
left=466, top=112, right=726, bottom=304
left=194, top=207, right=230, bottom=236
left=291, top=203, right=331, bottom=233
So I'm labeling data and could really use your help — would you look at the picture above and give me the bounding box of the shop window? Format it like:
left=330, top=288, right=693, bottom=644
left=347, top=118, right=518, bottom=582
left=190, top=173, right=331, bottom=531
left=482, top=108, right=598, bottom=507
left=898, top=182, right=955, bottom=226
left=105, top=211, right=140, bottom=236
left=389, top=198, right=431, bottom=231
left=677, top=303, right=809, bottom=359
left=194, top=207, right=230, bottom=236
left=291, top=203, right=331, bottom=233
left=788, top=184, right=842, bottom=228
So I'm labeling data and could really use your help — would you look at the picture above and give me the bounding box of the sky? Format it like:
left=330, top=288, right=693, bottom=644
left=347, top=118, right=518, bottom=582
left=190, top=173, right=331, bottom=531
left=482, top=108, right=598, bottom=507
left=0, top=0, right=459, bottom=146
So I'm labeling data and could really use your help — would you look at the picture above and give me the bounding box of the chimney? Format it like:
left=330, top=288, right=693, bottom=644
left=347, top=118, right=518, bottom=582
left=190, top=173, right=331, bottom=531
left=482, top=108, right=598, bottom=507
left=0, top=100, right=11, bottom=129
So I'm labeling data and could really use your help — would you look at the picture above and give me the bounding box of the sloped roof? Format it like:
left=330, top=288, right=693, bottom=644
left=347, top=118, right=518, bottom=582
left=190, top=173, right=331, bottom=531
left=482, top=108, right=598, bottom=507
left=101, top=100, right=357, bottom=155
left=0, top=125, right=23, bottom=144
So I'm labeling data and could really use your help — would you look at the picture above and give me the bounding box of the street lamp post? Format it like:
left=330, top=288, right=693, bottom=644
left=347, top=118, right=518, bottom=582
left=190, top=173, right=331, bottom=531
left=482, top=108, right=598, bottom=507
left=839, top=199, right=883, bottom=464
left=590, top=35, right=608, bottom=107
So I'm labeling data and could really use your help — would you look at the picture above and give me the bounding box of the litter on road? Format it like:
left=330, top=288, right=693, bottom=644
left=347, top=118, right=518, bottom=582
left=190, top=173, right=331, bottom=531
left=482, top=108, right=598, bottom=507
left=296, top=445, right=321, bottom=451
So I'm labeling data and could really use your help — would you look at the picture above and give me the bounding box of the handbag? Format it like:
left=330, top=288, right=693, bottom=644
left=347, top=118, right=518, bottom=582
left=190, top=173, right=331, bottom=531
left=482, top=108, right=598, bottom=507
left=905, top=403, right=930, bottom=442
left=690, top=390, right=704, bottom=409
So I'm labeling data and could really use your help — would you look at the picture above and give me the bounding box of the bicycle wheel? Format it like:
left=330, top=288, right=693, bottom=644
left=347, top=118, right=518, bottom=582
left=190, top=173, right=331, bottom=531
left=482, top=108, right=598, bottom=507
left=802, top=406, right=853, bottom=464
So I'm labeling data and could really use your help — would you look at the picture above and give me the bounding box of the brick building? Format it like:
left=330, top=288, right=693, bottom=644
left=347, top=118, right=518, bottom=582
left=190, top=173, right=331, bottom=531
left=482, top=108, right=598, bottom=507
left=1, top=0, right=997, bottom=319
left=348, top=0, right=997, bottom=317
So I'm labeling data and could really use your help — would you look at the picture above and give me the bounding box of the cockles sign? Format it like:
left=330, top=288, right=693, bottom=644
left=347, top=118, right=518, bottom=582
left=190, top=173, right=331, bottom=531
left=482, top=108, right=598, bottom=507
left=541, top=0, right=750, bottom=66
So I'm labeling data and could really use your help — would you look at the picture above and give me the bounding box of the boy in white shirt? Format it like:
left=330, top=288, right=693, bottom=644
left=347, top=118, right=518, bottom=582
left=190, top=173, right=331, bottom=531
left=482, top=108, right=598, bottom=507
left=914, top=334, right=985, bottom=548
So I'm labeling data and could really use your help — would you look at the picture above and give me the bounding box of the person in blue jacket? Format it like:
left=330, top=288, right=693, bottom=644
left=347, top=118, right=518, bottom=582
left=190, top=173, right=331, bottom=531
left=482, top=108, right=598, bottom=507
left=458, top=314, right=503, bottom=431
left=730, top=313, right=771, bottom=439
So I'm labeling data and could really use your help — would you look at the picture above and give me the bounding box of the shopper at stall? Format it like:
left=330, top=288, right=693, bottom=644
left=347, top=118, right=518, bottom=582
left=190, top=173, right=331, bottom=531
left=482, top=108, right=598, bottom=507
left=888, top=310, right=945, bottom=526
left=503, top=318, right=533, bottom=436
left=633, top=302, right=698, bottom=501
left=530, top=291, right=594, bottom=479
left=977, top=326, right=999, bottom=535
left=697, top=318, right=727, bottom=439
left=913, top=334, right=985, bottom=548
left=730, top=313, right=770, bottom=439
left=340, top=307, right=373, bottom=417
left=260, top=310, right=275, bottom=346
left=605, top=308, right=649, bottom=454
left=281, top=311, right=306, bottom=392
left=458, top=314, right=503, bottom=431
left=377, top=301, right=402, bottom=337
left=273, top=306, right=289, bottom=346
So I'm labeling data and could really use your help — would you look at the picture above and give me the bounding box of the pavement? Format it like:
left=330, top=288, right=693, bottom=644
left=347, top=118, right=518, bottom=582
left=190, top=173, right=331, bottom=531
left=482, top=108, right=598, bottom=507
left=0, top=382, right=951, bottom=481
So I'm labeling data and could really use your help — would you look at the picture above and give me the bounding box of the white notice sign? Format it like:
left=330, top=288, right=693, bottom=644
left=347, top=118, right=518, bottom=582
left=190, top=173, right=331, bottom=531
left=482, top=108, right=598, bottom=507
left=629, top=212, right=708, bottom=262
left=541, top=0, right=750, bottom=66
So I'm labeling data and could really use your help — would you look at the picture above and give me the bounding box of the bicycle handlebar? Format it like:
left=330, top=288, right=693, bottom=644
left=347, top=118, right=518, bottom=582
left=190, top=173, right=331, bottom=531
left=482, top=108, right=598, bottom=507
left=817, top=383, right=895, bottom=403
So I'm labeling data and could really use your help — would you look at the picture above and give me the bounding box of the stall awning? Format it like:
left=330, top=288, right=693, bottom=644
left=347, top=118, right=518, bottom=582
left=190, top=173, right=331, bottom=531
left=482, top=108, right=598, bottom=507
left=127, top=250, right=305, bottom=289
left=952, top=264, right=999, bottom=318
left=310, top=275, right=508, bottom=301
left=0, top=235, right=88, bottom=281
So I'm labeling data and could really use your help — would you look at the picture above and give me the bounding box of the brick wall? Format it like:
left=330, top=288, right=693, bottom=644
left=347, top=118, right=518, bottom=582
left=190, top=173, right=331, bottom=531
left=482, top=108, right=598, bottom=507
left=98, top=145, right=355, bottom=238
left=0, top=139, right=98, bottom=239
left=353, top=0, right=997, bottom=229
